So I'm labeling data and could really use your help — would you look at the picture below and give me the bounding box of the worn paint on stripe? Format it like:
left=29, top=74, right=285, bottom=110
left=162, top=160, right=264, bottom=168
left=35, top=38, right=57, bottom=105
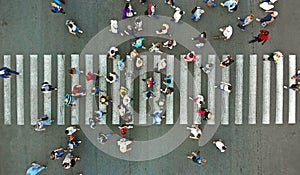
left=139, top=55, right=147, bottom=124
left=152, top=55, right=161, bottom=124
left=44, top=55, right=52, bottom=123
left=85, top=55, right=94, bottom=125
left=262, top=55, right=271, bottom=124
left=193, top=55, right=201, bottom=124
left=99, top=55, right=107, bottom=124
left=112, top=58, right=120, bottom=125
left=275, top=58, right=284, bottom=124
left=221, top=55, right=229, bottom=125
left=71, top=54, right=80, bottom=125
left=288, top=55, right=296, bottom=124
left=248, top=55, right=257, bottom=124
left=235, top=55, right=243, bottom=124
left=207, top=55, right=216, bottom=125
left=57, top=55, right=65, bottom=125
left=4, top=55, right=11, bottom=125
left=166, top=55, right=175, bottom=124
left=30, top=55, right=38, bottom=125
left=16, top=55, right=24, bottom=125
left=179, top=55, right=187, bottom=124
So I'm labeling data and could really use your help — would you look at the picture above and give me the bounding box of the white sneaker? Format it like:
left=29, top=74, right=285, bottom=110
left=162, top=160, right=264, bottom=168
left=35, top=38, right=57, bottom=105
left=128, top=125, right=134, bottom=129
left=283, top=86, right=288, bottom=89
left=78, top=30, right=83, bottom=34
left=220, top=3, right=225, bottom=6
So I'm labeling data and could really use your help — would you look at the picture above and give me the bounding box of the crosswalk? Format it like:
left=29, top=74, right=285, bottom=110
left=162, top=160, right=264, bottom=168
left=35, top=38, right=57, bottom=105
left=0, top=54, right=298, bottom=126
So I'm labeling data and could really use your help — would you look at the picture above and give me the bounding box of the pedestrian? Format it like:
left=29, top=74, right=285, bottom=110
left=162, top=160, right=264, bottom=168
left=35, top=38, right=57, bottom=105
left=214, top=82, right=232, bottom=93
left=98, top=133, right=113, bottom=144
left=165, top=0, right=176, bottom=8
left=132, top=37, right=146, bottom=49
left=72, top=84, right=86, bottom=96
left=163, top=39, right=177, bottom=49
left=51, top=2, right=65, bottom=14
left=171, top=7, right=185, bottom=23
left=117, top=59, right=127, bottom=72
left=200, top=63, right=214, bottom=74
left=259, top=0, right=277, bottom=11
left=41, top=82, right=58, bottom=93
left=256, top=11, right=278, bottom=27
left=163, top=75, right=173, bottom=87
left=154, top=57, right=167, bottom=73
left=64, top=93, right=75, bottom=107
left=134, top=17, right=143, bottom=31
left=291, top=70, right=300, bottom=80
left=34, top=115, right=54, bottom=132
left=184, top=51, right=197, bottom=63
left=26, top=162, right=47, bottom=175
left=100, top=95, right=113, bottom=106
left=152, top=111, right=165, bottom=125
left=117, top=138, right=133, bottom=153
left=119, top=124, right=133, bottom=137
left=142, top=77, right=156, bottom=88
left=248, top=29, right=269, bottom=45
left=214, top=25, right=233, bottom=40
left=66, top=20, right=83, bottom=36
left=65, top=126, right=80, bottom=135
left=146, top=3, right=157, bottom=17
left=107, top=46, right=120, bottom=60
left=122, top=2, right=136, bottom=19
left=212, top=139, right=228, bottom=152
left=204, top=0, right=217, bottom=7
left=69, top=67, right=83, bottom=76
left=135, top=56, right=144, bottom=70
left=105, top=72, right=119, bottom=83
left=187, top=125, right=202, bottom=140
left=50, top=148, right=66, bottom=160
left=91, top=85, right=105, bottom=97
left=149, top=42, right=163, bottom=54
left=192, top=32, right=207, bottom=49
left=284, top=82, right=300, bottom=93
left=67, top=139, right=82, bottom=152
left=196, top=108, right=214, bottom=120
left=124, top=25, right=137, bottom=38
left=130, top=49, right=139, bottom=59
left=237, top=14, right=254, bottom=31
left=0, top=67, right=20, bottom=78
left=191, top=6, right=205, bottom=22
left=120, top=86, right=129, bottom=98
left=220, top=0, right=239, bottom=12
left=189, top=94, right=205, bottom=108
left=156, top=24, right=171, bottom=37
left=94, top=109, right=107, bottom=122
left=187, top=151, right=206, bottom=166
left=144, top=90, right=155, bottom=100
left=86, top=71, right=101, bottom=81
left=139, top=0, right=147, bottom=5
left=160, top=86, right=175, bottom=95
left=122, top=94, right=133, bottom=106
left=263, top=51, right=283, bottom=63
left=62, top=153, right=80, bottom=169
left=119, top=104, right=133, bottom=123
left=220, top=55, right=234, bottom=67
left=109, top=19, right=124, bottom=36
left=156, top=98, right=166, bottom=110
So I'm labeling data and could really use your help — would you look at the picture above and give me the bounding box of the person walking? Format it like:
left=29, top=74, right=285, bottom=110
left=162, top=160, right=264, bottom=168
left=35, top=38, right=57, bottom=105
left=100, top=95, right=113, bottom=106
left=107, top=46, right=120, bottom=60
left=191, top=6, right=205, bottom=22
left=284, top=82, right=300, bottom=93
left=200, top=63, right=214, bottom=74
left=196, top=108, right=214, bottom=120
left=65, top=126, right=80, bottom=136
left=117, top=138, right=133, bottom=153
left=62, top=153, right=80, bottom=169
left=124, top=25, right=138, bottom=38
left=259, top=0, right=277, bottom=11
left=122, top=2, right=136, bottom=19
left=263, top=51, right=283, bottom=63
left=220, top=55, right=234, bottom=67
left=105, top=72, right=119, bottom=83
left=134, top=17, right=143, bottom=31
left=156, top=24, right=171, bottom=37
left=212, top=139, right=228, bottom=152
left=220, top=0, right=239, bottom=12
left=154, top=57, right=167, bottom=73
left=184, top=51, right=197, bottom=62
left=187, top=125, right=202, bottom=140
left=50, top=148, right=66, bottom=160
left=119, top=124, right=133, bottom=137
left=291, top=70, right=300, bottom=80
left=69, top=67, right=83, bottom=76
left=64, top=93, right=75, bottom=107
left=162, top=39, right=177, bottom=50
left=144, top=90, right=155, bottom=100
left=86, top=71, right=101, bottom=81
left=34, top=115, right=54, bottom=132
left=163, top=75, right=173, bottom=87
left=41, top=82, right=57, bottom=93
left=237, top=14, right=254, bottom=31
left=66, top=20, right=83, bottom=37
left=109, top=19, right=124, bottom=36
left=160, top=86, right=175, bottom=95
left=132, top=38, right=146, bottom=49
left=142, top=77, right=156, bottom=88
left=0, top=67, right=20, bottom=78
left=189, top=94, right=205, bottom=108
left=192, top=32, right=207, bottom=49
left=51, top=1, right=65, bottom=14
left=72, top=84, right=86, bottom=96
left=146, top=3, right=157, bottom=17
left=149, top=42, right=163, bottom=54
left=26, top=162, right=47, bottom=175
left=165, top=0, right=176, bottom=8
left=215, top=82, right=232, bottom=93
left=98, top=133, right=113, bottom=144
left=187, top=151, right=206, bottom=166
left=204, top=0, right=217, bottom=7
left=67, top=139, right=82, bottom=152
left=249, top=29, right=269, bottom=45
left=172, top=7, right=185, bottom=23
left=256, top=10, right=278, bottom=27
left=214, top=25, right=233, bottom=40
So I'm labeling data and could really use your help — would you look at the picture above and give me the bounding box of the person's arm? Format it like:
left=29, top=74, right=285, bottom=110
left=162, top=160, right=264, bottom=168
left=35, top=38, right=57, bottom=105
left=266, top=17, right=275, bottom=24
left=68, top=27, right=76, bottom=35
left=261, top=39, right=267, bottom=45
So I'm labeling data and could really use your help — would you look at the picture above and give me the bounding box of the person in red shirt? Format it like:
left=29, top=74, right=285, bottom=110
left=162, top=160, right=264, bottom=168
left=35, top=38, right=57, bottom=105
left=118, top=124, right=133, bottom=137
left=249, top=29, right=269, bottom=45
left=142, top=77, right=156, bottom=88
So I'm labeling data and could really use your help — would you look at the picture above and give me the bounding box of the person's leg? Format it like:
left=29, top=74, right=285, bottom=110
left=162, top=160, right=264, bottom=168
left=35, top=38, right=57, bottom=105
left=249, top=37, right=259, bottom=43
left=8, top=69, right=19, bottom=75
left=36, top=166, right=46, bottom=173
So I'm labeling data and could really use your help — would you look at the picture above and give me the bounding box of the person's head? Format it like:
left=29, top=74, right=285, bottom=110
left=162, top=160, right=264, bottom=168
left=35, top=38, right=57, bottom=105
left=169, top=87, right=175, bottom=92
left=179, top=10, right=184, bottom=15
left=166, top=79, right=171, bottom=84
left=68, top=23, right=73, bottom=28
left=272, top=11, right=279, bottom=17
left=249, top=14, right=255, bottom=20
left=107, top=75, right=113, bottom=82
left=168, top=40, right=173, bottom=45
left=125, top=3, right=130, bottom=9
left=189, top=53, right=194, bottom=58
left=156, top=43, right=161, bottom=48
left=212, top=140, right=216, bottom=145
left=69, top=68, right=75, bottom=75
left=63, top=162, right=69, bottom=168
left=135, top=18, right=141, bottom=23
left=200, top=32, right=207, bottom=38
left=222, top=146, right=227, bottom=150
left=228, top=85, right=232, bottom=91
left=65, top=130, right=70, bottom=134
left=200, top=9, right=205, bottom=14
left=50, top=154, right=55, bottom=160
left=197, top=133, right=201, bottom=138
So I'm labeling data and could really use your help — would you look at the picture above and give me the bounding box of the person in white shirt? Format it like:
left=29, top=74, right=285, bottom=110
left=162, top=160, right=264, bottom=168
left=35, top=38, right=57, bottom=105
left=172, top=7, right=185, bottom=23
left=212, top=139, right=228, bottom=152
left=187, top=125, right=202, bottom=140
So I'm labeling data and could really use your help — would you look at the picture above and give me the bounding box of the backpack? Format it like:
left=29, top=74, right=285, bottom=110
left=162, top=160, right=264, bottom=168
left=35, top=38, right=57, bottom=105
left=191, top=7, right=197, bottom=14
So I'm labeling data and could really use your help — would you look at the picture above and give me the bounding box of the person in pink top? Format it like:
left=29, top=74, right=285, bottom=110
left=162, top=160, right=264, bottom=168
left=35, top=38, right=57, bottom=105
left=184, top=51, right=197, bottom=62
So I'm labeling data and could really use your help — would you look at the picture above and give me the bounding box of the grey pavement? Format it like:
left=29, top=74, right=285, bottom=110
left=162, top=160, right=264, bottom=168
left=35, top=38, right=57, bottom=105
left=0, top=0, right=300, bottom=175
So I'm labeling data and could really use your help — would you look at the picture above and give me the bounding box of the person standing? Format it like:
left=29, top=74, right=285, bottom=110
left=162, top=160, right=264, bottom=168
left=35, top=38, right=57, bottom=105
left=212, top=139, right=228, bottom=152
left=263, top=51, right=283, bottom=63
left=237, top=14, right=254, bottom=31
left=200, top=63, right=214, bottom=74
left=105, top=72, right=119, bottom=83
left=249, top=29, right=269, bottom=45
left=117, top=138, right=133, bottom=153
left=291, top=70, right=300, bottom=80
left=147, top=3, right=157, bottom=17
left=122, top=3, right=136, bottom=19
left=0, top=67, right=19, bottom=78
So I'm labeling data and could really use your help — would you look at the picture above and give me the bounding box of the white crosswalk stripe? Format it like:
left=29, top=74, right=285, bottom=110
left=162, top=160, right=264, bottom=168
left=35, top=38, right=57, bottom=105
left=0, top=54, right=298, bottom=126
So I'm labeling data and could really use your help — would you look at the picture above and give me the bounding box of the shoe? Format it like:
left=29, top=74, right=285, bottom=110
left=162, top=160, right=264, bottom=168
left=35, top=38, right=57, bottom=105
left=283, top=86, right=288, bottom=89
left=237, top=17, right=240, bottom=20
left=220, top=2, right=224, bottom=6
left=256, top=18, right=260, bottom=21
left=78, top=30, right=83, bottom=34
left=78, top=140, right=82, bottom=144
left=171, top=5, right=176, bottom=9
left=134, top=12, right=137, bottom=15
left=214, top=86, right=217, bottom=88
left=128, top=125, right=134, bottom=129
left=191, top=38, right=194, bottom=40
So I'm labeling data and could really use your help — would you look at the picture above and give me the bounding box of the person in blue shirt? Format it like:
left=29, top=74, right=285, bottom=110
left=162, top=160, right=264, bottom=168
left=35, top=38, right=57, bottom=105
left=25, top=162, right=47, bottom=175
left=163, top=76, right=173, bottom=87
left=187, top=151, right=207, bottom=166
left=191, top=7, right=205, bottom=22
left=0, top=67, right=19, bottom=78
